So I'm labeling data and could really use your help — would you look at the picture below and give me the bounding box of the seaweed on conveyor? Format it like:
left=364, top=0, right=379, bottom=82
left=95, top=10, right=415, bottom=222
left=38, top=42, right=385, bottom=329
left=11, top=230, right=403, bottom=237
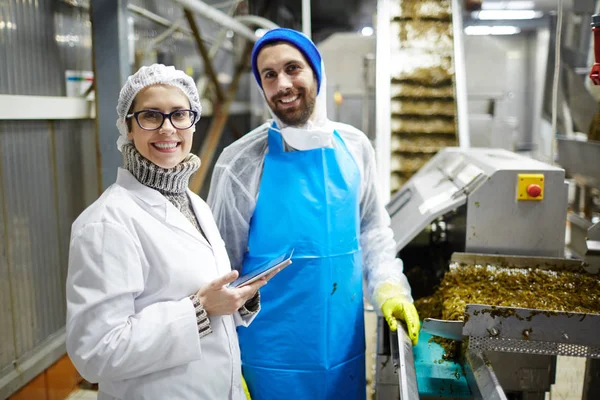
left=414, top=264, right=600, bottom=358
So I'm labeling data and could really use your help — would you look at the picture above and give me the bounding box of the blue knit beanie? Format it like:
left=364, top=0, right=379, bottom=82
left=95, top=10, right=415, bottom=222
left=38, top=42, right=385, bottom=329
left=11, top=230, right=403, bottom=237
left=251, top=28, right=322, bottom=94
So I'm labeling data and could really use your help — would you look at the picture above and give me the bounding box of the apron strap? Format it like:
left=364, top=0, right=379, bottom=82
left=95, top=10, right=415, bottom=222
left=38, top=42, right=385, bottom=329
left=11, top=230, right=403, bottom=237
left=267, top=121, right=285, bottom=154
left=331, top=129, right=348, bottom=152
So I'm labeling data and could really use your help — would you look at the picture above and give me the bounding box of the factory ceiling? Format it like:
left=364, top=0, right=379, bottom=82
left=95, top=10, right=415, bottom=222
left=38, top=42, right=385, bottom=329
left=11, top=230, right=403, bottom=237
left=250, top=0, right=377, bottom=43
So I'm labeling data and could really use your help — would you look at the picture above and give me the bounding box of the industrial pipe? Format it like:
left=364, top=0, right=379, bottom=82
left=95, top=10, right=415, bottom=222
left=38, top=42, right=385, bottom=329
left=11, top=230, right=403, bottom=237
left=234, top=15, right=279, bottom=30
left=302, top=0, right=311, bottom=39
left=171, top=0, right=257, bottom=42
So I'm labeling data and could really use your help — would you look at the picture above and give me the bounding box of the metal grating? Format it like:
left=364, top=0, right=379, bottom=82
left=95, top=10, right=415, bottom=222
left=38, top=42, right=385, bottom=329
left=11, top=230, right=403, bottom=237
left=468, top=336, right=600, bottom=358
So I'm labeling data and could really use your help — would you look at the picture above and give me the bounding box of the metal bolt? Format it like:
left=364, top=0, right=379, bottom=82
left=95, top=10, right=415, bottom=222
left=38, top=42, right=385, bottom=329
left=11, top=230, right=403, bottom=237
left=488, top=327, right=499, bottom=337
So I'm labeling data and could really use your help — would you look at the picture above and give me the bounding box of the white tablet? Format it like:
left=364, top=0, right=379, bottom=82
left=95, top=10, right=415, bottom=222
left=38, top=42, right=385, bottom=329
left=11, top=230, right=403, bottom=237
left=230, top=249, right=294, bottom=288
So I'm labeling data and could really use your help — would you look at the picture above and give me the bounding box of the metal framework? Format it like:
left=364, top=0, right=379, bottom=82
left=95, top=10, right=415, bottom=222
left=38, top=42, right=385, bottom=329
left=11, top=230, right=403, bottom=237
left=0, top=96, right=94, bottom=120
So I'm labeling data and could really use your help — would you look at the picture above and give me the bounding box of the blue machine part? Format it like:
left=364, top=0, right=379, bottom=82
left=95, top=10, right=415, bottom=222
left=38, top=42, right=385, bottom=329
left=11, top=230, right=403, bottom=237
left=413, top=332, right=471, bottom=398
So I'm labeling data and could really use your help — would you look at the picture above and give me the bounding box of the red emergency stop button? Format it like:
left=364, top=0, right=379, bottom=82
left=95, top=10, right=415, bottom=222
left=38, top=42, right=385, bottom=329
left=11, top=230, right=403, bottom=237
left=526, top=184, right=542, bottom=198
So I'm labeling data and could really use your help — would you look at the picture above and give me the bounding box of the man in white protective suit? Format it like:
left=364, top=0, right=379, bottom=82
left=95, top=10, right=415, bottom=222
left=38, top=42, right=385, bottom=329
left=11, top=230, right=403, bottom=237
left=208, top=28, right=420, bottom=400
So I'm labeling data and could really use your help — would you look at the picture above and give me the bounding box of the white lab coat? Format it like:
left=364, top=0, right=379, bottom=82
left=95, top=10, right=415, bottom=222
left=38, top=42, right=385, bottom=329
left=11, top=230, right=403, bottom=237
left=66, top=168, right=254, bottom=400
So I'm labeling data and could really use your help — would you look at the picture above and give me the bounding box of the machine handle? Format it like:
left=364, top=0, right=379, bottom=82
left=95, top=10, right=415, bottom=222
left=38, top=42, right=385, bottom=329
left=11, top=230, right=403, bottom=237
left=392, top=322, right=420, bottom=399
left=590, top=15, right=600, bottom=85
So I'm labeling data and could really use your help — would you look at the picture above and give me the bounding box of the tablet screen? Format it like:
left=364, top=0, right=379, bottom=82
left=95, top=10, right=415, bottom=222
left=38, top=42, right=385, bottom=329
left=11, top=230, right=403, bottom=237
left=230, top=249, right=294, bottom=288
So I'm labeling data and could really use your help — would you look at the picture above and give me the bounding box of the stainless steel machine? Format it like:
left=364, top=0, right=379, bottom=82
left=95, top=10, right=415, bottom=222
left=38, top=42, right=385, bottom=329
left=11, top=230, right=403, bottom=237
left=388, top=147, right=568, bottom=259
left=557, top=136, right=600, bottom=274
left=375, top=147, right=600, bottom=399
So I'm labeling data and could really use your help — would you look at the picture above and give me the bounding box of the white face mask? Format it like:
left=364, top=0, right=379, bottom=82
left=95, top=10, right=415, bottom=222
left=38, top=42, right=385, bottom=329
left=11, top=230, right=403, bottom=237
left=278, top=126, right=334, bottom=151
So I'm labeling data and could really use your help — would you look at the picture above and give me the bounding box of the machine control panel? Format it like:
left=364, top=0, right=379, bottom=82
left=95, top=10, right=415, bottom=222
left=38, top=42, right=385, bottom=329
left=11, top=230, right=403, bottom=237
left=517, top=174, right=545, bottom=201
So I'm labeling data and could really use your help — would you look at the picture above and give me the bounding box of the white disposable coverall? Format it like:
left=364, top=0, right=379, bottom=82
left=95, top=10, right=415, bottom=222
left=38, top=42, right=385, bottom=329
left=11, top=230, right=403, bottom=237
left=207, top=69, right=413, bottom=309
left=66, top=168, right=254, bottom=400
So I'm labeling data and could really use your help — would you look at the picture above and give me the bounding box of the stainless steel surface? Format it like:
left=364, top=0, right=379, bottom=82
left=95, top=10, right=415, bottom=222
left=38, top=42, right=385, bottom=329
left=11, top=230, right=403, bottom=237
left=531, top=28, right=551, bottom=161
left=375, top=316, right=400, bottom=400
left=464, top=150, right=567, bottom=258
left=564, top=64, right=596, bottom=134
left=568, top=213, right=593, bottom=258
left=388, top=147, right=568, bottom=257
left=589, top=221, right=600, bottom=242
left=485, top=352, right=554, bottom=396
left=450, top=252, right=585, bottom=272
left=394, top=326, right=419, bottom=400
left=465, top=34, right=541, bottom=151
left=582, top=358, right=600, bottom=400
left=568, top=216, right=600, bottom=273
left=556, top=136, right=600, bottom=188
left=375, top=353, right=400, bottom=400
left=465, top=304, right=600, bottom=358
left=387, top=149, right=472, bottom=252
left=452, top=0, right=469, bottom=148
left=585, top=222, right=600, bottom=274
left=465, top=350, right=509, bottom=400
left=421, top=318, right=463, bottom=341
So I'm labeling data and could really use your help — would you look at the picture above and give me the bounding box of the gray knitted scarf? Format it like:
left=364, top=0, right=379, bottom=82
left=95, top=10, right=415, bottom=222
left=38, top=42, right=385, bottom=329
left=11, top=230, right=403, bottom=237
left=122, top=144, right=203, bottom=234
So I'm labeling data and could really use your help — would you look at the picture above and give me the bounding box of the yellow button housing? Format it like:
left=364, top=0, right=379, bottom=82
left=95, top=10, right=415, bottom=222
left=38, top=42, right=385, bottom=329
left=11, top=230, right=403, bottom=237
left=517, top=173, right=544, bottom=201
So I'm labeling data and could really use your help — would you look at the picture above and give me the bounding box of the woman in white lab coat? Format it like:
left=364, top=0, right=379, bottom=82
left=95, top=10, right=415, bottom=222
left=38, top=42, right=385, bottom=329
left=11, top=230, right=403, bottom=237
left=66, top=64, right=263, bottom=400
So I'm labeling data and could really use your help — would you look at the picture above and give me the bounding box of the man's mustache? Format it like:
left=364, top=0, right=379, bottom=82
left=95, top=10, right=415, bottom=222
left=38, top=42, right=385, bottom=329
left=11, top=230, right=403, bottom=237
left=272, top=89, right=303, bottom=103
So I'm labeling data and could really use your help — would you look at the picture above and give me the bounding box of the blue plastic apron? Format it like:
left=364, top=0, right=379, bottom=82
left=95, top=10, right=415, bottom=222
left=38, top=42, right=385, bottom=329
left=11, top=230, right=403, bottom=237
left=238, top=122, right=365, bottom=400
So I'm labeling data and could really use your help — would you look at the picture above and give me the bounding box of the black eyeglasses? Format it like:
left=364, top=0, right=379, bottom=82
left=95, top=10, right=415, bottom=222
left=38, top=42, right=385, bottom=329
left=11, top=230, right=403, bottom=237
left=126, top=109, right=198, bottom=130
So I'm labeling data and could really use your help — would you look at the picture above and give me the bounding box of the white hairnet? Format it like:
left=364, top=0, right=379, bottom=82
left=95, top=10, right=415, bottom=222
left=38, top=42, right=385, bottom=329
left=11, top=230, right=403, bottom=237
left=115, top=64, right=202, bottom=152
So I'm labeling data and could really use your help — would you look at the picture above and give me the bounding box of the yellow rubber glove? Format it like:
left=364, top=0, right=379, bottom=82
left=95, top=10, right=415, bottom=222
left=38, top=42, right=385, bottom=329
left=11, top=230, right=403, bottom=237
left=382, top=297, right=420, bottom=346
left=242, top=375, right=251, bottom=400
left=375, top=283, right=421, bottom=346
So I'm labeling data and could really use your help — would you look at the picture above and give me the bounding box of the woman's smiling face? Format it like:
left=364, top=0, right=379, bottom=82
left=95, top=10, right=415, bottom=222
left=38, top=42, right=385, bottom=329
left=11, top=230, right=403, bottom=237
left=127, top=84, right=195, bottom=169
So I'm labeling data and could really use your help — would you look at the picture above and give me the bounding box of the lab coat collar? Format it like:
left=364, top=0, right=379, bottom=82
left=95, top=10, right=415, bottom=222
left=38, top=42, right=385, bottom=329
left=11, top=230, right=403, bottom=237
left=116, top=168, right=166, bottom=206
left=116, top=168, right=212, bottom=248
